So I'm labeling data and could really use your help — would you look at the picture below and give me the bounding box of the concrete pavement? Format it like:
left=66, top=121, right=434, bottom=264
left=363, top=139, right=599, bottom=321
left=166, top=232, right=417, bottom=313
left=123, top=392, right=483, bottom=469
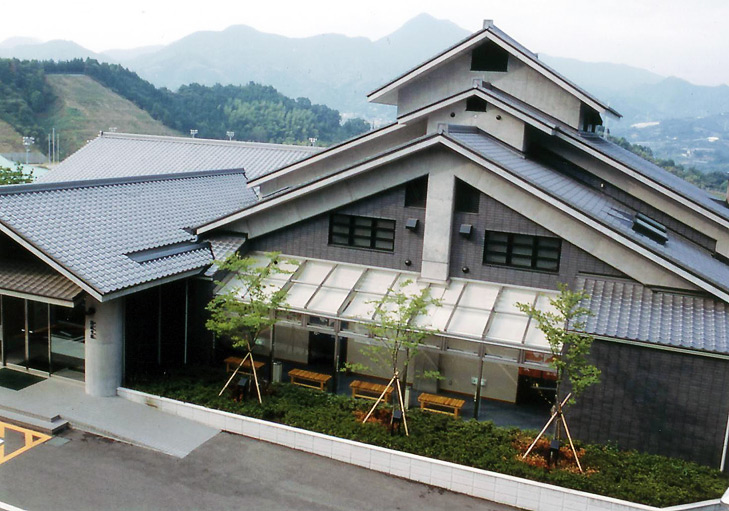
left=0, top=377, right=217, bottom=457
left=0, top=428, right=515, bottom=511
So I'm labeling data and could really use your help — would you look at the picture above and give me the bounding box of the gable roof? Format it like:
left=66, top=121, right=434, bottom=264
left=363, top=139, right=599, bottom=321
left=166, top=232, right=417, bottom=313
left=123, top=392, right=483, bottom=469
left=198, top=126, right=729, bottom=303
left=38, top=132, right=321, bottom=184
left=367, top=22, right=620, bottom=118
left=0, top=170, right=257, bottom=300
left=400, top=83, right=729, bottom=229
left=246, top=122, right=405, bottom=187
left=446, top=126, right=729, bottom=301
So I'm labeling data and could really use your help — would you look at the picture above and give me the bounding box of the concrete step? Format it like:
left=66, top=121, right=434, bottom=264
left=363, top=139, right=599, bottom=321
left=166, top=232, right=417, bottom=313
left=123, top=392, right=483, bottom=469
left=68, top=419, right=189, bottom=458
left=0, top=406, right=69, bottom=435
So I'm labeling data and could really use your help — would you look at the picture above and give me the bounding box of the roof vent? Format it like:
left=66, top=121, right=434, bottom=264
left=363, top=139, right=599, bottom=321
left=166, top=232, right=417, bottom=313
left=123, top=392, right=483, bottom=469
left=632, top=213, right=668, bottom=245
left=483, top=19, right=494, bottom=29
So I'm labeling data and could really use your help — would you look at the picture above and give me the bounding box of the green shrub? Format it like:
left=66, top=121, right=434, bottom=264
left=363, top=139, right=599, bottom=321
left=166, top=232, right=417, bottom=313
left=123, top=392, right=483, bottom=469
left=131, top=369, right=729, bottom=507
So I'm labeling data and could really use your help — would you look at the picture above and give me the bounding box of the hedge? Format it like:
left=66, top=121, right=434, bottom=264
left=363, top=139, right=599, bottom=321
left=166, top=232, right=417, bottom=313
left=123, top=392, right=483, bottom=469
left=131, top=369, right=729, bottom=507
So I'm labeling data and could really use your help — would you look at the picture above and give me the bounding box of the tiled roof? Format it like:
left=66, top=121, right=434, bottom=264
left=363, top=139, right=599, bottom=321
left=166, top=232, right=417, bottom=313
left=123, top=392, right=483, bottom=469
left=476, top=84, right=729, bottom=224
left=204, top=235, right=247, bottom=277
left=0, top=260, right=82, bottom=303
left=447, top=127, right=729, bottom=299
left=576, top=277, right=729, bottom=355
left=0, top=170, right=257, bottom=296
left=38, top=132, right=320, bottom=183
left=575, top=133, right=729, bottom=223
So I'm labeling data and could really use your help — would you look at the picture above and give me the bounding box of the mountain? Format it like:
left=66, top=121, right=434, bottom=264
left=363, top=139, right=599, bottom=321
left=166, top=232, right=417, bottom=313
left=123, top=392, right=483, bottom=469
left=0, top=37, right=42, bottom=49
left=539, top=55, right=665, bottom=97
left=0, top=40, right=104, bottom=61
left=101, top=45, right=164, bottom=61
left=116, top=13, right=470, bottom=122
left=0, top=118, right=25, bottom=152
left=0, top=58, right=369, bottom=158
left=41, top=74, right=179, bottom=156
left=3, top=15, right=729, bottom=173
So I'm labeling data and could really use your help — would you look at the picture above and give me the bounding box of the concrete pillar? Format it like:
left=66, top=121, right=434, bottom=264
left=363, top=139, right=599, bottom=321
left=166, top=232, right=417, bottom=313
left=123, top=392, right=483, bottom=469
left=85, top=297, right=124, bottom=397
left=420, top=169, right=455, bottom=282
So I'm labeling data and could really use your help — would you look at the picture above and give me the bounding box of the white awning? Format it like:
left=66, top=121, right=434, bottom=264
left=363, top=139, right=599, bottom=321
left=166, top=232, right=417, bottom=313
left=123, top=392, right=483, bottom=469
left=219, top=253, right=559, bottom=352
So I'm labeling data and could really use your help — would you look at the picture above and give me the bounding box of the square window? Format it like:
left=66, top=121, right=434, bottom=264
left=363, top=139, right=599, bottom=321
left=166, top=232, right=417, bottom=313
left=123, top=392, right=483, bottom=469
left=483, top=230, right=561, bottom=272
left=329, top=213, right=396, bottom=252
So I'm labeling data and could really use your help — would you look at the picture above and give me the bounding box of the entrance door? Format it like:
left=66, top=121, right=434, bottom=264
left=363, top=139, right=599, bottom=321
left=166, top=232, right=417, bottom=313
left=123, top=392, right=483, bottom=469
left=27, top=301, right=49, bottom=372
left=308, top=332, right=335, bottom=367
left=3, top=297, right=26, bottom=366
left=50, top=303, right=86, bottom=378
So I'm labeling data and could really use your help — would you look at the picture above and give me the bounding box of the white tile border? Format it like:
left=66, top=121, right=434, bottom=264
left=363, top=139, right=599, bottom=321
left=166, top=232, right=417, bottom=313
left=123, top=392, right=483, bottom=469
left=117, top=388, right=724, bottom=511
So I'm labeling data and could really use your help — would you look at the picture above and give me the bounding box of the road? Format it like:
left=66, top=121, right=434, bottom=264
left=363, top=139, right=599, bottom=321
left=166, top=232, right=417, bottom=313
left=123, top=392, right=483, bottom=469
left=0, top=428, right=517, bottom=511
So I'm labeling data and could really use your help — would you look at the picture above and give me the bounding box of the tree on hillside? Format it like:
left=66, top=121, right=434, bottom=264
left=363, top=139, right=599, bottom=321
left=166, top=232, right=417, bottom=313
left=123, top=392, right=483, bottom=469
left=206, top=252, right=295, bottom=403
left=517, top=283, right=600, bottom=472
left=348, top=280, right=442, bottom=436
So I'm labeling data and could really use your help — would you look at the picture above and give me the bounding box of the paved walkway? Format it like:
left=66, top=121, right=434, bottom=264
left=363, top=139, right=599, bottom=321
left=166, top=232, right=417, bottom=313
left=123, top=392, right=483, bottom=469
left=0, top=377, right=217, bottom=458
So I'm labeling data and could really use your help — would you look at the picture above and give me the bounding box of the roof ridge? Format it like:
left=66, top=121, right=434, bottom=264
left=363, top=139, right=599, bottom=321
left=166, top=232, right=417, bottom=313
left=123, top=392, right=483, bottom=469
left=0, top=168, right=248, bottom=195
left=368, top=22, right=619, bottom=117
left=99, top=132, right=320, bottom=153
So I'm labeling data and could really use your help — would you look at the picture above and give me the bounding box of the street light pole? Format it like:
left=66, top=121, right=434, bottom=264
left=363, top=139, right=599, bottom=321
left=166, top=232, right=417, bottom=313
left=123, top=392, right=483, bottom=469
left=22, top=136, right=35, bottom=165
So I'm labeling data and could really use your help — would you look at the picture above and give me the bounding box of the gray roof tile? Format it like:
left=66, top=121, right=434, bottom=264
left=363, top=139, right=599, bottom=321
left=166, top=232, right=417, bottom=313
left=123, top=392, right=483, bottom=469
left=477, top=85, right=729, bottom=224
left=0, top=260, right=82, bottom=302
left=448, top=128, right=729, bottom=298
left=0, top=170, right=257, bottom=295
left=38, top=133, right=320, bottom=183
left=204, top=235, right=247, bottom=277
left=576, top=277, right=729, bottom=355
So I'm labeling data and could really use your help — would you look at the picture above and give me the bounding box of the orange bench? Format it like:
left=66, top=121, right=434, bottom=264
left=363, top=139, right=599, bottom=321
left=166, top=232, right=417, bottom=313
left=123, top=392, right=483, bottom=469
left=349, top=380, right=394, bottom=402
left=288, top=368, right=331, bottom=391
left=224, top=356, right=265, bottom=375
left=417, top=393, right=466, bottom=418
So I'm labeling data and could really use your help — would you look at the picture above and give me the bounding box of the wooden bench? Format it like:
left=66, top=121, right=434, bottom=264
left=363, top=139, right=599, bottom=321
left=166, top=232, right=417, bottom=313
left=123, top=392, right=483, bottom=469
left=417, top=393, right=466, bottom=418
left=224, top=356, right=265, bottom=375
left=349, top=380, right=394, bottom=402
left=288, top=369, right=332, bottom=391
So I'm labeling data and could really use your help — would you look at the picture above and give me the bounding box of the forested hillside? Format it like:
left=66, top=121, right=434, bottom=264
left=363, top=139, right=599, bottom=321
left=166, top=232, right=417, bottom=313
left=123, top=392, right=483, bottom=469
left=0, top=58, right=370, bottom=157
left=610, top=136, right=727, bottom=194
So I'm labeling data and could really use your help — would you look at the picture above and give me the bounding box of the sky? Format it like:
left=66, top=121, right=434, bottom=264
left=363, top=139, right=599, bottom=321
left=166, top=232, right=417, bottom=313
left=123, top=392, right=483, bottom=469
left=3, top=0, right=729, bottom=86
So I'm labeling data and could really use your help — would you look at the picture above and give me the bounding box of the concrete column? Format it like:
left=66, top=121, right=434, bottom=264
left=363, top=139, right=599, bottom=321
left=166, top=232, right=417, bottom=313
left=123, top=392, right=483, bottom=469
left=85, top=297, right=124, bottom=397
left=420, top=169, right=455, bottom=282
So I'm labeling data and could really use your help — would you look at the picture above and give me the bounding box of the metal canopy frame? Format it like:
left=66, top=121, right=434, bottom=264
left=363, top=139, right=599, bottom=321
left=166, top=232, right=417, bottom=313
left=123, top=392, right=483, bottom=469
left=220, top=253, right=559, bottom=360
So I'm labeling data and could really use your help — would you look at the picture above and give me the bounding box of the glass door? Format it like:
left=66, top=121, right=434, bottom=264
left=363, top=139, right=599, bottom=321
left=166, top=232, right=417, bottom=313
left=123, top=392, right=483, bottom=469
left=27, top=301, right=49, bottom=372
left=3, top=297, right=26, bottom=366
left=50, top=303, right=85, bottom=379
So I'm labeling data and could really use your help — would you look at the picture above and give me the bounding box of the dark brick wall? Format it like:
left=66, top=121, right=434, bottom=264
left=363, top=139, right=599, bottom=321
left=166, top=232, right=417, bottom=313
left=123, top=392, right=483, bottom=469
left=450, top=193, right=625, bottom=290
left=252, top=184, right=426, bottom=273
left=253, top=183, right=624, bottom=290
left=569, top=340, right=729, bottom=467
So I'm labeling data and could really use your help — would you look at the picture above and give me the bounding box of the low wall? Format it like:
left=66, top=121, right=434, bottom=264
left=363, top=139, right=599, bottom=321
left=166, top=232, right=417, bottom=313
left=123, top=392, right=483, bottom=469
left=117, top=387, right=723, bottom=511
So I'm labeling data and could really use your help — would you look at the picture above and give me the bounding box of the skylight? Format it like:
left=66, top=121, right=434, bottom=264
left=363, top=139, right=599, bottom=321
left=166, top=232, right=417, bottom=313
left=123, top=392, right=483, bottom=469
left=632, top=212, right=668, bottom=245
left=220, top=253, right=560, bottom=352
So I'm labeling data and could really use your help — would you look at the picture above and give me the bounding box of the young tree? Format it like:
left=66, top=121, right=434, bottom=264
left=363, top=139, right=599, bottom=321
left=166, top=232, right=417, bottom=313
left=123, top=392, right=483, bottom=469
left=206, top=252, right=295, bottom=403
left=517, top=282, right=600, bottom=471
left=0, top=163, right=34, bottom=185
left=351, top=279, right=442, bottom=435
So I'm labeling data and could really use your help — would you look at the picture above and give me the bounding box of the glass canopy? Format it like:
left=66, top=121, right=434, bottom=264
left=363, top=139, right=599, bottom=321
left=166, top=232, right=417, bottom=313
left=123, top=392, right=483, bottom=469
left=219, top=253, right=560, bottom=352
